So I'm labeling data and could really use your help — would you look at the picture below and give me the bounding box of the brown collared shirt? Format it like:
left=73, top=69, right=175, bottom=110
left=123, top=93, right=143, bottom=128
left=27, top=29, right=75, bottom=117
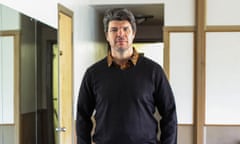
left=107, top=48, right=139, bottom=70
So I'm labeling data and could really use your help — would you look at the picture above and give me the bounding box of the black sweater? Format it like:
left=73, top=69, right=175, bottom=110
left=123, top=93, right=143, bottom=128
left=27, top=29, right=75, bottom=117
left=76, top=56, right=177, bottom=144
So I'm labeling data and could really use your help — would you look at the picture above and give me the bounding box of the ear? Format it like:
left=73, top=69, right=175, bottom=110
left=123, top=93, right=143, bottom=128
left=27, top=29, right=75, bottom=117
left=132, top=31, right=136, bottom=39
left=105, top=32, right=109, bottom=41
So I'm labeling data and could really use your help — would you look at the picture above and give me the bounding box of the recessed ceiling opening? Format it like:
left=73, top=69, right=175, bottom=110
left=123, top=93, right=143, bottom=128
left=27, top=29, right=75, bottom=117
left=92, top=4, right=164, bottom=42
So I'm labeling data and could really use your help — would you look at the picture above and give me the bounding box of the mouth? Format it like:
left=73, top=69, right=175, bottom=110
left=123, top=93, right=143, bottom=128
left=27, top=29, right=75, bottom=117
left=117, top=40, right=125, bottom=42
left=116, top=38, right=127, bottom=42
left=116, top=41, right=126, bottom=45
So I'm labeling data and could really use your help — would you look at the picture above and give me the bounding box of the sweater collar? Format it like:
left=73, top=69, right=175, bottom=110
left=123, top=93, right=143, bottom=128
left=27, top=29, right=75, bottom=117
left=107, top=47, right=139, bottom=67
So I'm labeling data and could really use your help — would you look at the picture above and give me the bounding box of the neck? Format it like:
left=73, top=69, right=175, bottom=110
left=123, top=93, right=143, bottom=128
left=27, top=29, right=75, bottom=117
left=111, top=47, right=133, bottom=61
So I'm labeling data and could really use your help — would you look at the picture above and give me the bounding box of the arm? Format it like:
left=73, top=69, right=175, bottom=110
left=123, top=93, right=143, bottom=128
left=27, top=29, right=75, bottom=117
left=76, top=70, right=95, bottom=144
left=154, top=67, right=177, bottom=144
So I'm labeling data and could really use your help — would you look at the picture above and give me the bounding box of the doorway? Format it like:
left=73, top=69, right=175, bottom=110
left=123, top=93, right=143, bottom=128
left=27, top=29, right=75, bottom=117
left=56, top=4, right=74, bottom=144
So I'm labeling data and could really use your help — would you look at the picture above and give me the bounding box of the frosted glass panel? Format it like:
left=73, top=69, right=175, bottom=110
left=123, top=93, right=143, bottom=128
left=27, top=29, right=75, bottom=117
left=169, top=33, right=194, bottom=124
left=207, top=0, right=240, bottom=25
left=0, top=36, right=14, bottom=124
left=134, top=43, right=164, bottom=66
left=206, top=32, right=240, bottom=124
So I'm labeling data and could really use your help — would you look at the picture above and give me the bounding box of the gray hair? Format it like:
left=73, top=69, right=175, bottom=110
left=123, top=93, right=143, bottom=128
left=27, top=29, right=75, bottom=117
left=103, top=8, right=137, bottom=33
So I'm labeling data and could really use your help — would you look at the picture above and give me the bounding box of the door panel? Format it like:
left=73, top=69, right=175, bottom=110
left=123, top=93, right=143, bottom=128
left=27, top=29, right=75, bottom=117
left=58, top=9, right=73, bottom=144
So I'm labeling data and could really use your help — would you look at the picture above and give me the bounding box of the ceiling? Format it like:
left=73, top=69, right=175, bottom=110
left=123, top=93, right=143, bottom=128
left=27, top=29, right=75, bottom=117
left=92, top=4, right=164, bottom=26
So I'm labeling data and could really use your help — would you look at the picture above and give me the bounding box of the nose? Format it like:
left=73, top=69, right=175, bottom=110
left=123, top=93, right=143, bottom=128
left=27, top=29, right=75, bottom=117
left=117, top=28, right=124, bottom=36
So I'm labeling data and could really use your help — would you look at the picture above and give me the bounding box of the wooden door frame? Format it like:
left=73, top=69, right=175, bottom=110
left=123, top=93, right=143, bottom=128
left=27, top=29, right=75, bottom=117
left=58, top=4, right=74, bottom=144
left=0, top=30, right=20, bottom=144
left=163, top=0, right=206, bottom=143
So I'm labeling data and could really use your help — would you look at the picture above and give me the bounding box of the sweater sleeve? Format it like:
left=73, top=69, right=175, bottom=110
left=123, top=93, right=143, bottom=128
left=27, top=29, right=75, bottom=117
left=76, top=70, right=95, bottom=144
left=153, top=66, right=178, bottom=144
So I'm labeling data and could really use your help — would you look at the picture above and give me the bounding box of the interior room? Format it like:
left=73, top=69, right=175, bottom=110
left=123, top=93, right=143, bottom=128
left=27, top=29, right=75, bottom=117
left=1, top=0, right=240, bottom=144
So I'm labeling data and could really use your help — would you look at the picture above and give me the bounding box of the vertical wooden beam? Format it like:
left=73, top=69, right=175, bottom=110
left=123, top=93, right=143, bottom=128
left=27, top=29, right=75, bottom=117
left=194, top=0, right=206, bottom=143
left=163, top=27, right=170, bottom=79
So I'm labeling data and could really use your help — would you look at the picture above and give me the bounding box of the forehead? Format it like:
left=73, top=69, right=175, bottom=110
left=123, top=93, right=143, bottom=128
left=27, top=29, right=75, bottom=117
left=108, top=20, right=131, bottom=28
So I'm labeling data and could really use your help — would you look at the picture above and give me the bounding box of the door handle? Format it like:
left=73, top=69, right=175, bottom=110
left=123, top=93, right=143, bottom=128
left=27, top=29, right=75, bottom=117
left=59, top=50, right=63, bottom=56
left=56, top=127, right=66, bottom=132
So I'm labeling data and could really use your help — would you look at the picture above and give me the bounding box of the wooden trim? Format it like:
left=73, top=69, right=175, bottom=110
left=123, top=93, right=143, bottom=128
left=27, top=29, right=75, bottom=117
left=164, top=26, right=195, bottom=32
left=163, top=27, right=196, bottom=128
left=194, top=0, right=206, bottom=144
left=0, top=30, right=20, bottom=36
left=206, top=26, right=240, bottom=32
left=205, top=124, right=240, bottom=127
left=58, top=4, right=73, bottom=18
left=163, top=26, right=195, bottom=79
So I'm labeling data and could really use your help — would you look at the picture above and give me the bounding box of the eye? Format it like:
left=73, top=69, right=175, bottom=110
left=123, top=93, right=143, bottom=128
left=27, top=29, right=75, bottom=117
left=110, top=28, right=118, bottom=32
left=123, top=27, right=129, bottom=32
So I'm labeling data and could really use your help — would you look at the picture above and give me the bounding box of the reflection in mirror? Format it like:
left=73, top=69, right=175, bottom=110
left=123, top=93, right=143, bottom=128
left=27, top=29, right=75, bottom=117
left=0, top=3, right=57, bottom=144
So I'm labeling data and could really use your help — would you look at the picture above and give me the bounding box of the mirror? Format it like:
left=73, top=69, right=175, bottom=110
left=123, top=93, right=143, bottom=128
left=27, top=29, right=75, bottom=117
left=0, top=3, right=57, bottom=144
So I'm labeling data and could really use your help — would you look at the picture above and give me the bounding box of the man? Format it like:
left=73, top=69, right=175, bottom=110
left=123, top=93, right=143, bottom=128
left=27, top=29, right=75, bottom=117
left=76, top=8, right=177, bottom=144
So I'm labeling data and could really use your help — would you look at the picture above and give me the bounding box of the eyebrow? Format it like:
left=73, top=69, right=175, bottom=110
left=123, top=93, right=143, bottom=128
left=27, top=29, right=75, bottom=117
left=109, top=26, right=130, bottom=30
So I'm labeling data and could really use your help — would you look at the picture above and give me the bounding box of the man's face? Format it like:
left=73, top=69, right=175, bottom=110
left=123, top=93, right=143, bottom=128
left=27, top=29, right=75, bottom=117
left=105, top=20, right=136, bottom=53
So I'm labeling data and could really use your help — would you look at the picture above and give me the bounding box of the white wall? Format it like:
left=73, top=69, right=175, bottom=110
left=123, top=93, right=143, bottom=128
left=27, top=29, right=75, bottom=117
left=0, top=0, right=58, bottom=28
left=0, top=4, right=20, bottom=30
left=165, top=0, right=195, bottom=26
left=207, top=0, right=240, bottom=25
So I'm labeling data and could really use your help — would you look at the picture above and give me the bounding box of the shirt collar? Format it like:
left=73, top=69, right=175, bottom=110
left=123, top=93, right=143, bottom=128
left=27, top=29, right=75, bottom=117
left=107, top=47, right=139, bottom=67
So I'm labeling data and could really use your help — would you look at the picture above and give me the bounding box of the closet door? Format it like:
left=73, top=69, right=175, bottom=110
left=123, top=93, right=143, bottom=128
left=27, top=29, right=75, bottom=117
left=55, top=5, right=74, bottom=144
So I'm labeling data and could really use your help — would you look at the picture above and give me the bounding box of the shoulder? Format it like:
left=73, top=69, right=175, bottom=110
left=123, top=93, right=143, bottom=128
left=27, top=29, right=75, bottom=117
left=81, top=57, right=107, bottom=83
left=85, top=57, right=108, bottom=75
left=138, top=56, right=164, bottom=72
left=138, top=56, right=168, bottom=83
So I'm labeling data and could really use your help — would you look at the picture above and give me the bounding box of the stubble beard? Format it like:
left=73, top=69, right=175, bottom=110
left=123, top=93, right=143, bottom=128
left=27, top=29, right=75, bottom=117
left=116, top=47, right=126, bottom=56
